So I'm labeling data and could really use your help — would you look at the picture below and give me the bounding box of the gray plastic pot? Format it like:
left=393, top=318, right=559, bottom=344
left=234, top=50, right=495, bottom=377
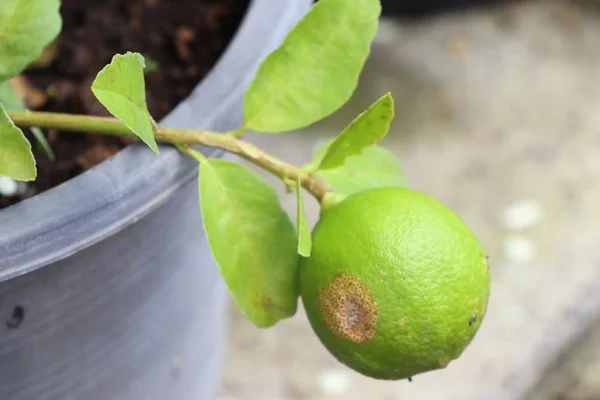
left=0, top=1, right=310, bottom=399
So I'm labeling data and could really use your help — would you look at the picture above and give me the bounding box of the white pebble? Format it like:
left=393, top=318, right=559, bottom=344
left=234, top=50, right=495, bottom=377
left=502, top=200, right=543, bottom=231
left=0, top=176, right=18, bottom=197
left=503, top=236, right=536, bottom=264
left=318, top=369, right=352, bottom=396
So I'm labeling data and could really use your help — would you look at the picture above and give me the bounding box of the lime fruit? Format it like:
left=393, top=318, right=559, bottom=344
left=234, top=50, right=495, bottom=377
left=300, top=187, right=490, bottom=380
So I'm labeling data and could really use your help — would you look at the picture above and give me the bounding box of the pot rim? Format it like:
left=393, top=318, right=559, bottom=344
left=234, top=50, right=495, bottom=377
left=0, top=0, right=310, bottom=282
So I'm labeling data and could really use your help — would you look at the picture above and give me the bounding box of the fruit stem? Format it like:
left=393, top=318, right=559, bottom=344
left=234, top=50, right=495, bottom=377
left=320, top=192, right=347, bottom=214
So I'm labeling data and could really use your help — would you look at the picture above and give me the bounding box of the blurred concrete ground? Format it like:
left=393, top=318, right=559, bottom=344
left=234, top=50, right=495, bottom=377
left=218, top=1, right=600, bottom=399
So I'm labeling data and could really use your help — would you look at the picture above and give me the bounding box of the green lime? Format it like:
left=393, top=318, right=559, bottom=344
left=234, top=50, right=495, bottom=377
left=300, top=187, right=490, bottom=380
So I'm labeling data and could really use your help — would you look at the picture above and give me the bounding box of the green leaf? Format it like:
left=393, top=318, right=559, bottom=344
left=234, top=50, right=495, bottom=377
left=315, top=93, right=394, bottom=171
left=0, top=81, right=55, bottom=161
left=29, top=127, right=54, bottom=161
left=198, top=159, right=300, bottom=328
left=0, top=0, right=62, bottom=81
left=0, top=81, right=23, bottom=110
left=91, top=52, right=159, bottom=153
left=296, top=179, right=312, bottom=257
left=316, top=145, right=406, bottom=195
left=243, top=0, right=381, bottom=133
left=0, top=103, right=36, bottom=181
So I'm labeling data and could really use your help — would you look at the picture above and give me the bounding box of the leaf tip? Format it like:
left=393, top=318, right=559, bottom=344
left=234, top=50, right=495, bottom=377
left=298, top=247, right=311, bottom=258
left=149, top=143, right=160, bottom=154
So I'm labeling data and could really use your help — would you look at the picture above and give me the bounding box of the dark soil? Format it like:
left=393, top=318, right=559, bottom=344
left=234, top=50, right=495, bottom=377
left=1, top=0, right=249, bottom=209
left=379, top=0, right=505, bottom=17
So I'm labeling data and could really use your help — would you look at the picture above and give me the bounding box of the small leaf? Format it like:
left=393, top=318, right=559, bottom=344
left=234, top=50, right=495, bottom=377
left=296, top=179, right=312, bottom=257
left=91, top=52, right=158, bottom=153
left=0, top=81, right=23, bottom=110
left=316, top=93, right=394, bottom=171
left=0, top=81, right=55, bottom=160
left=317, top=145, right=405, bottom=195
left=0, top=0, right=62, bottom=81
left=0, top=104, right=36, bottom=181
left=244, top=0, right=381, bottom=133
left=198, top=159, right=300, bottom=328
left=29, top=127, right=55, bottom=161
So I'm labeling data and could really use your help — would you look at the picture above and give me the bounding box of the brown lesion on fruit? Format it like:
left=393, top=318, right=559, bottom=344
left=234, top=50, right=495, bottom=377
left=318, top=272, right=378, bottom=343
left=469, top=313, right=477, bottom=326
